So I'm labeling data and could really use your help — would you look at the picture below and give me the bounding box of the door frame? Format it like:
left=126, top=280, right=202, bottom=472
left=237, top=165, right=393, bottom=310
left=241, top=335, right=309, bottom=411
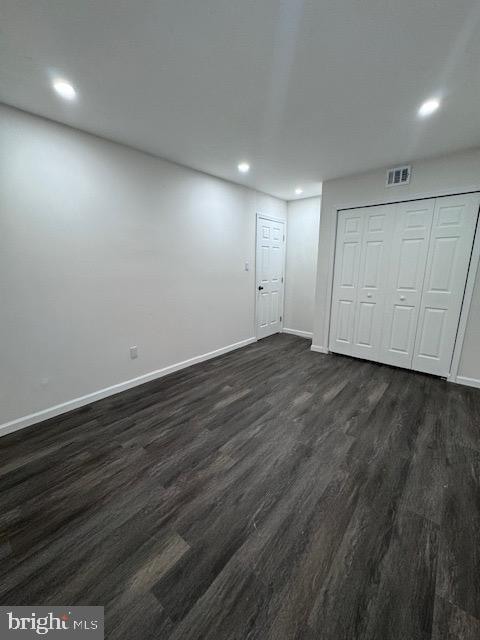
left=448, top=207, right=480, bottom=382
left=255, top=213, right=287, bottom=340
left=323, top=190, right=480, bottom=382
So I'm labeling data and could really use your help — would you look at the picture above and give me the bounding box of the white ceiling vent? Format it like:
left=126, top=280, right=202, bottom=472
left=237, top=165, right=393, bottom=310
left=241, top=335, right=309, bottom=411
left=386, top=165, right=411, bottom=187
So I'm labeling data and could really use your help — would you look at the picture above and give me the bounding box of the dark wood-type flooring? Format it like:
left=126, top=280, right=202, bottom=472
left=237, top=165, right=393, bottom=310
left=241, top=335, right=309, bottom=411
left=1, top=334, right=480, bottom=639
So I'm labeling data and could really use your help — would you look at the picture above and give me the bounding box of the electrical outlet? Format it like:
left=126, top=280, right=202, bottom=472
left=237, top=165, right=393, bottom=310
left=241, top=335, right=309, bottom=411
left=244, top=261, right=249, bottom=271
left=130, top=346, right=138, bottom=359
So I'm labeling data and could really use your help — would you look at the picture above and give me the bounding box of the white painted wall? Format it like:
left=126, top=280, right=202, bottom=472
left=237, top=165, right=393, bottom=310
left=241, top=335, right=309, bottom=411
left=312, top=148, right=480, bottom=381
left=0, top=105, right=286, bottom=430
left=284, top=197, right=321, bottom=337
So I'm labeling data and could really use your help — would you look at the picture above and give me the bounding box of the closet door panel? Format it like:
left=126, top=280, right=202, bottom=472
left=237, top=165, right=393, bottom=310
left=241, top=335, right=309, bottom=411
left=350, top=205, right=393, bottom=359
left=413, top=194, right=480, bottom=376
left=379, top=200, right=435, bottom=368
left=329, top=210, right=363, bottom=355
left=389, top=305, right=414, bottom=353
left=330, top=205, right=393, bottom=359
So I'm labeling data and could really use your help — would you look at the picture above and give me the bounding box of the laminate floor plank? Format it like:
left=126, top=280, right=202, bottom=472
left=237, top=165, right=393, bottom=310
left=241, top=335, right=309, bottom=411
left=436, top=442, right=480, bottom=620
left=359, top=508, right=439, bottom=640
left=432, top=597, right=480, bottom=640
left=1, top=333, right=480, bottom=639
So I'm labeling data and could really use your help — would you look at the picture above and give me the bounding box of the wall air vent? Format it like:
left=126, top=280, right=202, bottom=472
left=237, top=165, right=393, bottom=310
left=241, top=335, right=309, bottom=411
left=386, top=165, right=411, bottom=187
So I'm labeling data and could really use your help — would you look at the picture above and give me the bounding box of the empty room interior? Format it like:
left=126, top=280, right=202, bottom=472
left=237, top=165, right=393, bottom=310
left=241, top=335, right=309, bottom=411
left=2, top=0, right=480, bottom=638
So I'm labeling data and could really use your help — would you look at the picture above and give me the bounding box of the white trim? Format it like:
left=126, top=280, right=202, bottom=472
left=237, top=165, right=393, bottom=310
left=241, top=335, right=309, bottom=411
left=311, top=344, right=329, bottom=354
left=255, top=213, right=287, bottom=339
left=0, top=337, right=257, bottom=439
left=454, top=375, right=480, bottom=389
left=323, top=190, right=480, bottom=376
left=283, top=328, right=313, bottom=339
left=324, top=207, right=339, bottom=351
left=334, top=187, right=480, bottom=213
left=448, top=207, right=480, bottom=382
left=255, top=213, right=287, bottom=224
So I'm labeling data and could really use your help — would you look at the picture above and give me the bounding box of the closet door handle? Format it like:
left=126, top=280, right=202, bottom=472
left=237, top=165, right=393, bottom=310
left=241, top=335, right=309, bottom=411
left=399, top=295, right=406, bottom=301
left=366, top=293, right=372, bottom=298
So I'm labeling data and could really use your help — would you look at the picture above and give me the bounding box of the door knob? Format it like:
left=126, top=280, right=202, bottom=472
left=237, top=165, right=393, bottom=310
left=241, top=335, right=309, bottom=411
left=367, top=293, right=372, bottom=298
left=258, top=285, right=264, bottom=291
left=400, top=295, right=406, bottom=301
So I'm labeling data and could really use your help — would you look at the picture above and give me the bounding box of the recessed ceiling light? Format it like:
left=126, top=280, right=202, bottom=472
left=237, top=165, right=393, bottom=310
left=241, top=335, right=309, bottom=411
left=418, top=98, right=440, bottom=118
left=295, top=188, right=303, bottom=195
left=53, top=79, right=77, bottom=101
left=237, top=162, right=250, bottom=173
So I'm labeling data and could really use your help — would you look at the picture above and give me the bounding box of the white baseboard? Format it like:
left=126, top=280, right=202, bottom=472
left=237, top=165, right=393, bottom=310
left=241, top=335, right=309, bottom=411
left=282, top=328, right=313, bottom=339
left=311, top=344, right=329, bottom=354
left=453, top=375, right=480, bottom=389
left=0, top=337, right=257, bottom=439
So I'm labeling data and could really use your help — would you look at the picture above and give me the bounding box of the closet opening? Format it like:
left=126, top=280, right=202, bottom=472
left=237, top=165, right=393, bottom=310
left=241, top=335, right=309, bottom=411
left=328, top=193, right=480, bottom=378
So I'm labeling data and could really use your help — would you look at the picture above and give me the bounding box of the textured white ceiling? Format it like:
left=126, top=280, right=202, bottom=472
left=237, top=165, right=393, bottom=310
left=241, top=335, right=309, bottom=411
left=1, top=0, right=480, bottom=200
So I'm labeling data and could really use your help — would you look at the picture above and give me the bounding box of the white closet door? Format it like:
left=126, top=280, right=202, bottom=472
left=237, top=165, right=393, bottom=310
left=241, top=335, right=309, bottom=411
left=379, top=200, right=435, bottom=368
left=329, top=205, right=392, bottom=359
left=351, top=205, right=393, bottom=360
left=329, top=209, right=364, bottom=355
left=412, top=194, right=480, bottom=376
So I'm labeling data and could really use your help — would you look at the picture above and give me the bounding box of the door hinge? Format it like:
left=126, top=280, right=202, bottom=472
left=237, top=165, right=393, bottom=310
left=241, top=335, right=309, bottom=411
left=281, top=276, right=284, bottom=283
left=283, top=234, right=285, bottom=242
left=280, top=316, right=282, bottom=322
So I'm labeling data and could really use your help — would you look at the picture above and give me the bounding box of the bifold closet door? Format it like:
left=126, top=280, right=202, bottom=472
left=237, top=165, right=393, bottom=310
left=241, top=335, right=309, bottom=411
left=330, top=193, right=479, bottom=377
left=412, top=193, right=480, bottom=376
left=379, top=200, right=435, bottom=369
left=329, top=205, right=393, bottom=360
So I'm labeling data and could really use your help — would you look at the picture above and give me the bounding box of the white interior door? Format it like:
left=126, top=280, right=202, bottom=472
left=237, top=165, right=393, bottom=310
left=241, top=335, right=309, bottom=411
left=256, top=216, right=285, bottom=339
left=412, top=194, right=480, bottom=376
left=329, top=205, right=392, bottom=359
left=379, top=199, right=435, bottom=369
